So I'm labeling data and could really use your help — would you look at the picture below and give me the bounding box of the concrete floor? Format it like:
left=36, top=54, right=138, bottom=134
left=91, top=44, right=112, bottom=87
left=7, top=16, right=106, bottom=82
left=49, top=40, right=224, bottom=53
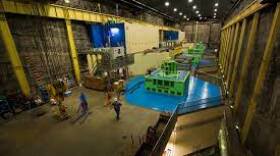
left=0, top=87, right=159, bottom=156
left=165, top=106, right=224, bottom=156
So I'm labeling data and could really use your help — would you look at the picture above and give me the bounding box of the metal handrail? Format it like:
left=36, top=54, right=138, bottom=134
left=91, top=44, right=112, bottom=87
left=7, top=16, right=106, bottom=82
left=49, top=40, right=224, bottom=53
left=177, top=96, right=223, bottom=115
left=150, top=105, right=179, bottom=156
left=150, top=96, right=224, bottom=155
left=178, top=96, right=222, bottom=105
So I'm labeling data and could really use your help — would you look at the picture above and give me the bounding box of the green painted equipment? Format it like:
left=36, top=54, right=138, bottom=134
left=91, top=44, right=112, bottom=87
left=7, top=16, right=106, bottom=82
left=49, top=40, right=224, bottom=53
left=184, top=42, right=206, bottom=65
left=144, top=59, right=190, bottom=96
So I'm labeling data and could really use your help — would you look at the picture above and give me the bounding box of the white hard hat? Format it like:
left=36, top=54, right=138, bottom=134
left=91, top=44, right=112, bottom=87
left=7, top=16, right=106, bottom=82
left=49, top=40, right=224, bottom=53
left=114, top=98, right=118, bottom=101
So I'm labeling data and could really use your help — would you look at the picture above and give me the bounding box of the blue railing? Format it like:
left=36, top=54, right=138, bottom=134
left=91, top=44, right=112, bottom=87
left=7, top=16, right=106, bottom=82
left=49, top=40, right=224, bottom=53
left=125, top=80, right=144, bottom=94
left=177, top=96, right=223, bottom=115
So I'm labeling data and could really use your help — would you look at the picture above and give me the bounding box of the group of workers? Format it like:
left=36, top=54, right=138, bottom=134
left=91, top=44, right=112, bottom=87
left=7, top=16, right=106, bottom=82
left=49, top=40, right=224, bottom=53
left=48, top=78, right=125, bottom=121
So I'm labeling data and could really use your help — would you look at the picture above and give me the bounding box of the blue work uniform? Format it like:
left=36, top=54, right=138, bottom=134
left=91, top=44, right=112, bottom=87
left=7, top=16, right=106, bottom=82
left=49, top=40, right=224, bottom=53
left=112, top=101, right=122, bottom=120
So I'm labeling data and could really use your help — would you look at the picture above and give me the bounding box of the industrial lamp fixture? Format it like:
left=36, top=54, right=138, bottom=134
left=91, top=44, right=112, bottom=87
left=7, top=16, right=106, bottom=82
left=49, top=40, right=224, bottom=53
left=165, top=1, right=170, bottom=7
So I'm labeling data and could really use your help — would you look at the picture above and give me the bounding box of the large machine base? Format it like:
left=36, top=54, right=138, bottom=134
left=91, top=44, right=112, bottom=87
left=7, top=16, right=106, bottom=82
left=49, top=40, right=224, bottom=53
left=145, top=70, right=190, bottom=96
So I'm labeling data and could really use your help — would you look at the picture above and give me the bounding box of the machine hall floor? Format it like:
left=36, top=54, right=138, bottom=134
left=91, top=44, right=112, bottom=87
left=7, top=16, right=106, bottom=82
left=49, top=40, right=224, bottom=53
left=0, top=87, right=159, bottom=156
left=0, top=86, right=223, bottom=156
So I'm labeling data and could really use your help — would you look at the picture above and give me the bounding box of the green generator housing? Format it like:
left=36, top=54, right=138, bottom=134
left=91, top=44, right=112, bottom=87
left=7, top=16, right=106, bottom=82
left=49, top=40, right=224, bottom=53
left=144, top=59, right=190, bottom=96
left=184, top=42, right=206, bottom=65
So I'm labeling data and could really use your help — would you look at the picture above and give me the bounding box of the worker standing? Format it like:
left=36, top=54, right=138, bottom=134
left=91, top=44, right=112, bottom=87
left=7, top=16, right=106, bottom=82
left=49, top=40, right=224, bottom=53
left=112, top=98, right=122, bottom=120
left=52, top=79, right=68, bottom=120
left=78, top=92, right=88, bottom=115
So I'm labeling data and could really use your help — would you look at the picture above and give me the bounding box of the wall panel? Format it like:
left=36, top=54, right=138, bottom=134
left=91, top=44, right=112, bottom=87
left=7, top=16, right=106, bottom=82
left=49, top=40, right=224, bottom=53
left=125, top=22, right=159, bottom=54
left=128, top=52, right=169, bottom=75
left=178, top=31, right=185, bottom=42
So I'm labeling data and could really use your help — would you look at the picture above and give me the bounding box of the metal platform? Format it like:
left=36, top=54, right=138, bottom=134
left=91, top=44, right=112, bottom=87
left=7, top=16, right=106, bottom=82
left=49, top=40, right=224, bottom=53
left=125, top=75, right=222, bottom=113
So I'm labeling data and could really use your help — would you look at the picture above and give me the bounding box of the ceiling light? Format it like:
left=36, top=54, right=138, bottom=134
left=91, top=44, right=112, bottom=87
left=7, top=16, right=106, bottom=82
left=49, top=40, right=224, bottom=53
left=214, top=16, right=216, bottom=18
left=179, top=12, right=183, bottom=16
left=183, top=15, right=187, bottom=19
left=173, top=8, right=177, bottom=12
left=214, top=8, right=217, bottom=12
left=215, top=3, right=219, bottom=7
left=198, top=14, right=201, bottom=17
left=187, top=18, right=190, bottom=21
left=195, top=10, right=199, bottom=14
left=64, top=0, right=70, bottom=3
left=188, top=0, right=193, bottom=3
left=192, top=5, right=197, bottom=10
left=165, top=1, right=170, bottom=7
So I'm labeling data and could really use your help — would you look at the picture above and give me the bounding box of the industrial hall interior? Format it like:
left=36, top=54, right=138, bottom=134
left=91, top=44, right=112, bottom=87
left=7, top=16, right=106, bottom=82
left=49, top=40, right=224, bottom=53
left=0, top=0, right=280, bottom=156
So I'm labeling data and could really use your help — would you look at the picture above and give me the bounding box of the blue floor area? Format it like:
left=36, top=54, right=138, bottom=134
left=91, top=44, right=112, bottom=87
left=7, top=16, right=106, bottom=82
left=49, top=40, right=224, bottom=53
left=199, top=59, right=216, bottom=67
left=124, top=75, right=222, bottom=113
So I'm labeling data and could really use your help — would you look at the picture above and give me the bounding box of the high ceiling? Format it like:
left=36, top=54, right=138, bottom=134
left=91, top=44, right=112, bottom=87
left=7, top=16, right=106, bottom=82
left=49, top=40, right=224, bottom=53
left=134, top=0, right=235, bottom=21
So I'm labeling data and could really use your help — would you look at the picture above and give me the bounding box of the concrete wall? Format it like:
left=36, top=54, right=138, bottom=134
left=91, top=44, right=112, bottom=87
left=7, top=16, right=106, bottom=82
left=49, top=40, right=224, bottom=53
left=0, top=36, right=19, bottom=94
left=182, top=21, right=221, bottom=49
left=225, top=2, right=280, bottom=156
left=6, top=14, right=75, bottom=92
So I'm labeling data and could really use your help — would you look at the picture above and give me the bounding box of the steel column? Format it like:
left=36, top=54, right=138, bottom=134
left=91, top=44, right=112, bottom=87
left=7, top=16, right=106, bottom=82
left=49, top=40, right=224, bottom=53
left=226, top=22, right=240, bottom=90
left=224, top=25, right=236, bottom=83
left=0, top=13, right=31, bottom=96
left=241, top=3, right=280, bottom=144
left=221, top=30, right=227, bottom=68
left=223, top=27, right=231, bottom=73
left=194, top=22, right=198, bottom=42
left=65, top=19, right=81, bottom=84
left=87, top=54, right=94, bottom=75
left=234, top=13, right=259, bottom=111
left=229, top=19, right=247, bottom=97
left=221, top=29, right=228, bottom=73
left=219, top=30, right=225, bottom=68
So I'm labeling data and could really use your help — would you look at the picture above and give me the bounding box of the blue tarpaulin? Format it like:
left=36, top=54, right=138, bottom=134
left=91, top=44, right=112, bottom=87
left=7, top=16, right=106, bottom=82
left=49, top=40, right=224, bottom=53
left=89, top=24, right=105, bottom=48
left=105, top=23, right=126, bottom=47
left=164, top=31, right=179, bottom=41
left=89, top=23, right=126, bottom=48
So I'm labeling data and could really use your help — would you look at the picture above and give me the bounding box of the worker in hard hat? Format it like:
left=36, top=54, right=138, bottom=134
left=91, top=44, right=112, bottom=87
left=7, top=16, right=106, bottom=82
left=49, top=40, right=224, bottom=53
left=112, top=98, right=122, bottom=120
